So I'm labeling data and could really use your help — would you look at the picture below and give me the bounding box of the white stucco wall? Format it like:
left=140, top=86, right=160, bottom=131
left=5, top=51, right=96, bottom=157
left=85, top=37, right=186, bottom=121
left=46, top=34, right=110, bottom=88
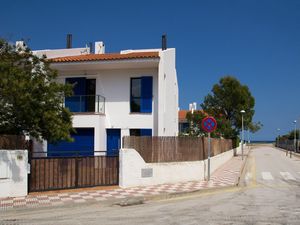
left=0, top=150, right=28, bottom=198
left=98, top=68, right=158, bottom=133
left=119, top=145, right=241, bottom=188
left=33, top=48, right=89, bottom=59
left=158, top=49, right=179, bottom=136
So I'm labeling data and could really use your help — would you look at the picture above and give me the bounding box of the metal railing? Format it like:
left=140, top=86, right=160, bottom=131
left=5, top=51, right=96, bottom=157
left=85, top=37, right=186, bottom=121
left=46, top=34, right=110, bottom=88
left=29, top=150, right=117, bottom=158
left=277, top=140, right=300, bottom=153
left=64, top=95, right=105, bottom=114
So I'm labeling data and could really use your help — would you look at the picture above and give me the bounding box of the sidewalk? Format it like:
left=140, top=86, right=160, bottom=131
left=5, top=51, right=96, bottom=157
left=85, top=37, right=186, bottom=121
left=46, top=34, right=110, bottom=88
left=276, top=146, right=300, bottom=158
left=0, top=149, right=249, bottom=211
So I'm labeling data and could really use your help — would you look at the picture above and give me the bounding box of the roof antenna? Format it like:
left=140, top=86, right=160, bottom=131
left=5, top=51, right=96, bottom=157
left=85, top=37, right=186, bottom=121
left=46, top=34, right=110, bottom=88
left=162, top=34, right=167, bottom=50
left=66, top=34, right=72, bottom=49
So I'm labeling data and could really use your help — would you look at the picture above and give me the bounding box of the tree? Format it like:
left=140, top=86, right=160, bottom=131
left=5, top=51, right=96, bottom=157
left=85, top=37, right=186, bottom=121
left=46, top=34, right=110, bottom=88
left=185, top=110, right=237, bottom=139
left=185, top=110, right=206, bottom=136
left=0, top=39, right=74, bottom=142
left=201, top=76, right=262, bottom=138
left=279, top=130, right=299, bottom=141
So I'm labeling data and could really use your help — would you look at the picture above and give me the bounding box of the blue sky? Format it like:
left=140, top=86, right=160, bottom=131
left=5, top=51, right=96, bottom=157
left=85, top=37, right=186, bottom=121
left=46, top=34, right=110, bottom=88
left=1, top=0, right=300, bottom=140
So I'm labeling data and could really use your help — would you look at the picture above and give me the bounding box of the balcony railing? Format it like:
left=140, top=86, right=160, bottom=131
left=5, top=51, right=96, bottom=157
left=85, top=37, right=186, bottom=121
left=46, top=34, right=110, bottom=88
left=65, top=95, right=105, bottom=114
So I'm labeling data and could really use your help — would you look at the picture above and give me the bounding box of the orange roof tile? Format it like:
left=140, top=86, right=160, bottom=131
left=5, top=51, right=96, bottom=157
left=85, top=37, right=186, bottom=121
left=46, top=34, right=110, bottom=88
left=50, top=52, right=159, bottom=63
left=179, top=110, right=189, bottom=122
left=178, top=110, right=206, bottom=122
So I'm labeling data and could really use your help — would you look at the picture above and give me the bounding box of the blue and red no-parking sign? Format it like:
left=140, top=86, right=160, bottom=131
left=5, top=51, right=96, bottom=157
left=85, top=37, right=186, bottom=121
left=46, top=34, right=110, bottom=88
left=201, top=116, right=217, bottom=133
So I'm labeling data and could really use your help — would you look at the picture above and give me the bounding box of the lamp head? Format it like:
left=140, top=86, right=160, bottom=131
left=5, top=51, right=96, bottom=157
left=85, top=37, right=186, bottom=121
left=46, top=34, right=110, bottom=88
left=240, top=110, right=245, bottom=114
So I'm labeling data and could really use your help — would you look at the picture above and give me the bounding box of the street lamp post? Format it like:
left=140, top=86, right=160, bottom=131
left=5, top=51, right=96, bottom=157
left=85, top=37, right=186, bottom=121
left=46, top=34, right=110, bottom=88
left=276, top=128, right=280, bottom=147
left=294, top=120, right=297, bottom=154
left=241, top=110, right=245, bottom=160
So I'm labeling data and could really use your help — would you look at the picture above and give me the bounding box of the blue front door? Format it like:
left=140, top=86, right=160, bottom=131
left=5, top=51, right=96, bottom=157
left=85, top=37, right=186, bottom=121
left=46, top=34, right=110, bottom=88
left=107, top=129, right=121, bottom=156
left=48, top=128, right=94, bottom=157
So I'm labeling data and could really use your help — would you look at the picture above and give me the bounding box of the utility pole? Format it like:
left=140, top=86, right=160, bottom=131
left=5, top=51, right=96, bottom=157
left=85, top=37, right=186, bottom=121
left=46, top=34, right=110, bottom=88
left=240, top=110, right=245, bottom=160
left=276, top=128, right=280, bottom=148
left=294, top=120, right=297, bottom=156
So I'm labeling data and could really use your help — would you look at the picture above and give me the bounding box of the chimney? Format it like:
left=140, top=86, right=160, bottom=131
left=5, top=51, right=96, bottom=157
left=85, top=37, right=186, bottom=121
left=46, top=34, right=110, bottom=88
left=193, top=102, right=197, bottom=110
left=95, top=41, right=105, bottom=54
left=66, top=34, right=72, bottom=49
left=162, top=34, right=167, bottom=50
left=189, top=102, right=197, bottom=114
left=15, top=41, right=26, bottom=51
left=89, top=42, right=94, bottom=54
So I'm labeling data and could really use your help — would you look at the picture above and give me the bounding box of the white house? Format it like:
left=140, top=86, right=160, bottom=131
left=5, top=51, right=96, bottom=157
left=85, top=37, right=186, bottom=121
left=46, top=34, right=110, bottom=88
left=32, top=39, right=178, bottom=156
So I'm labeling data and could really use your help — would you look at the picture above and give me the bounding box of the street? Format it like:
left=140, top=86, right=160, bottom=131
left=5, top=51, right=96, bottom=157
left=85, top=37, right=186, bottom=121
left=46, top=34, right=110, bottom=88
left=1, top=146, right=300, bottom=225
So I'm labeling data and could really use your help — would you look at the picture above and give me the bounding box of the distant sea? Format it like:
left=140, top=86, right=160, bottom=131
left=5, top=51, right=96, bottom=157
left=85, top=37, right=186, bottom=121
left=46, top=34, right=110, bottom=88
left=250, top=140, right=274, bottom=144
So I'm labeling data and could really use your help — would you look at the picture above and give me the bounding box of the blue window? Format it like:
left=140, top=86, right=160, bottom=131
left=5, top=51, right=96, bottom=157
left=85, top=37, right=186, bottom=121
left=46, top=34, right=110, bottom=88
left=130, top=76, right=153, bottom=113
left=130, top=129, right=152, bottom=136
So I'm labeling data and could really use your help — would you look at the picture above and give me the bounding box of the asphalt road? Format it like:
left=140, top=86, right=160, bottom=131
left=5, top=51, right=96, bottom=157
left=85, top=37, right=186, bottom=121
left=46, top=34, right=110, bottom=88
left=1, top=146, right=300, bottom=225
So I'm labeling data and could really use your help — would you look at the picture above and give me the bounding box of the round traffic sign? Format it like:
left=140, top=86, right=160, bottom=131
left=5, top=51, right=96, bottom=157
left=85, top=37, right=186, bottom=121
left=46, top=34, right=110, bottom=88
left=201, top=116, right=217, bottom=133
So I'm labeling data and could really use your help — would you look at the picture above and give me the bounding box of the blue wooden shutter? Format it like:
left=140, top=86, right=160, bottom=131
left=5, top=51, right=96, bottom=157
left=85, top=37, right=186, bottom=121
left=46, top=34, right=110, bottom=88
left=140, top=129, right=152, bottom=136
left=65, top=78, right=86, bottom=112
left=48, top=128, right=94, bottom=157
left=141, top=76, right=153, bottom=113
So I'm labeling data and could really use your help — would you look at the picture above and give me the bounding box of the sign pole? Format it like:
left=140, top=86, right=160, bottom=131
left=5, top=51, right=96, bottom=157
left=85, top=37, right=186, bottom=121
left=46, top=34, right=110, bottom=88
left=201, top=116, right=217, bottom=182
left=208, top=132, right=211, bottom=181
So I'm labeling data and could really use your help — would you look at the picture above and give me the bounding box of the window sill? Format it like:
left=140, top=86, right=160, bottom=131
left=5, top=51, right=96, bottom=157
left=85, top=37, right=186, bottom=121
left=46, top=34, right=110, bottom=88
left=72, top=112, right=106, bottom=116
left=129, top=112, right=152, bottom=115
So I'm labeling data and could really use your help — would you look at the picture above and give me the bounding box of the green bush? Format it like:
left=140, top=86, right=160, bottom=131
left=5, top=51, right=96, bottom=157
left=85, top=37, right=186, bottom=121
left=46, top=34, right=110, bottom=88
left=232, top=136, right=240, bottom=149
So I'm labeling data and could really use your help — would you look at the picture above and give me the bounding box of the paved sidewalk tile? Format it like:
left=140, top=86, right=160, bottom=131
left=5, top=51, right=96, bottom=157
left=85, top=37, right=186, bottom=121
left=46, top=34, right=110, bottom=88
left=0, top=152, right=247, bottom=211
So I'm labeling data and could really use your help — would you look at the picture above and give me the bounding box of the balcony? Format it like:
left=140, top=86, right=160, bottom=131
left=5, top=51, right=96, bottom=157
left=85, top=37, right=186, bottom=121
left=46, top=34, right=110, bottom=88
left=65, top=95, right=105, bottom=114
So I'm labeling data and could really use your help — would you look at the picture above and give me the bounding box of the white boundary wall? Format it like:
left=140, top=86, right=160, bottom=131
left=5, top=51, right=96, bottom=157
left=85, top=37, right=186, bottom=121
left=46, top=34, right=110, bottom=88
left=0, top=150, right=28, bottom=198
left=119, top=145, right=242, bottom=188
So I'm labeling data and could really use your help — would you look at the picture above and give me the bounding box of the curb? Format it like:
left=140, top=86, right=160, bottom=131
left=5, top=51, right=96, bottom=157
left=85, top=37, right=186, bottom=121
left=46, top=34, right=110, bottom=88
left=114, top=185, right=239, bottom=207
left=143, top=185, right=237, bottom=202
left=235, top=148, right=251, bottom=186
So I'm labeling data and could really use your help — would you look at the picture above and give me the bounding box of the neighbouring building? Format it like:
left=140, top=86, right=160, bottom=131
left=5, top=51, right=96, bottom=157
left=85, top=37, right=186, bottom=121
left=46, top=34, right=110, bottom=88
left=178, top=110, right=190, bottom=134
left=31, top=37, right=178, bottom=156
left=178, top=102, right=207, bottom=134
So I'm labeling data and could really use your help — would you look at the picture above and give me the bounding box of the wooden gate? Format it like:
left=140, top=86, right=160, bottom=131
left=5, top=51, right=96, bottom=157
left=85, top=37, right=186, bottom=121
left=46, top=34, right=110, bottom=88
left=29, top=153, right=119, bottom=192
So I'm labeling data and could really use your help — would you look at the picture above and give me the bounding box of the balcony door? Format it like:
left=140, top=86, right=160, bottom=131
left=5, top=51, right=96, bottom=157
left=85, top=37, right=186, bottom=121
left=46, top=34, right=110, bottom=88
left=86, top=79, right=96, bottom=112
left=65, top=77, right=95, bottom=112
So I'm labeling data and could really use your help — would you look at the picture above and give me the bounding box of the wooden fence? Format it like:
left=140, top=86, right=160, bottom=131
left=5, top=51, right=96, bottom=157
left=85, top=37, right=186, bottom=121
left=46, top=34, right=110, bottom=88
left=0, top=135, right=26, bottom=149
left=123, top=136, right=233, bottom=163
left=29, top=155, right=119, bottom=192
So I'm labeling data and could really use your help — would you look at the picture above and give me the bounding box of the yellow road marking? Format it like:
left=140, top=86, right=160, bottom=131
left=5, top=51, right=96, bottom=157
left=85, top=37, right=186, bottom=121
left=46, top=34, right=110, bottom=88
left=251, top=156, right=257, bottom=187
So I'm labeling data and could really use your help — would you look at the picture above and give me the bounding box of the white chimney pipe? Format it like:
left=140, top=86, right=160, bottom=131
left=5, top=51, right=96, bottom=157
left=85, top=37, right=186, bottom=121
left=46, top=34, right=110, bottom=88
left=95, top=41, right=105, bottom=54
left=193, top=102, right=197, bottom=110
left=15, top=41, right=26, bottom=51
